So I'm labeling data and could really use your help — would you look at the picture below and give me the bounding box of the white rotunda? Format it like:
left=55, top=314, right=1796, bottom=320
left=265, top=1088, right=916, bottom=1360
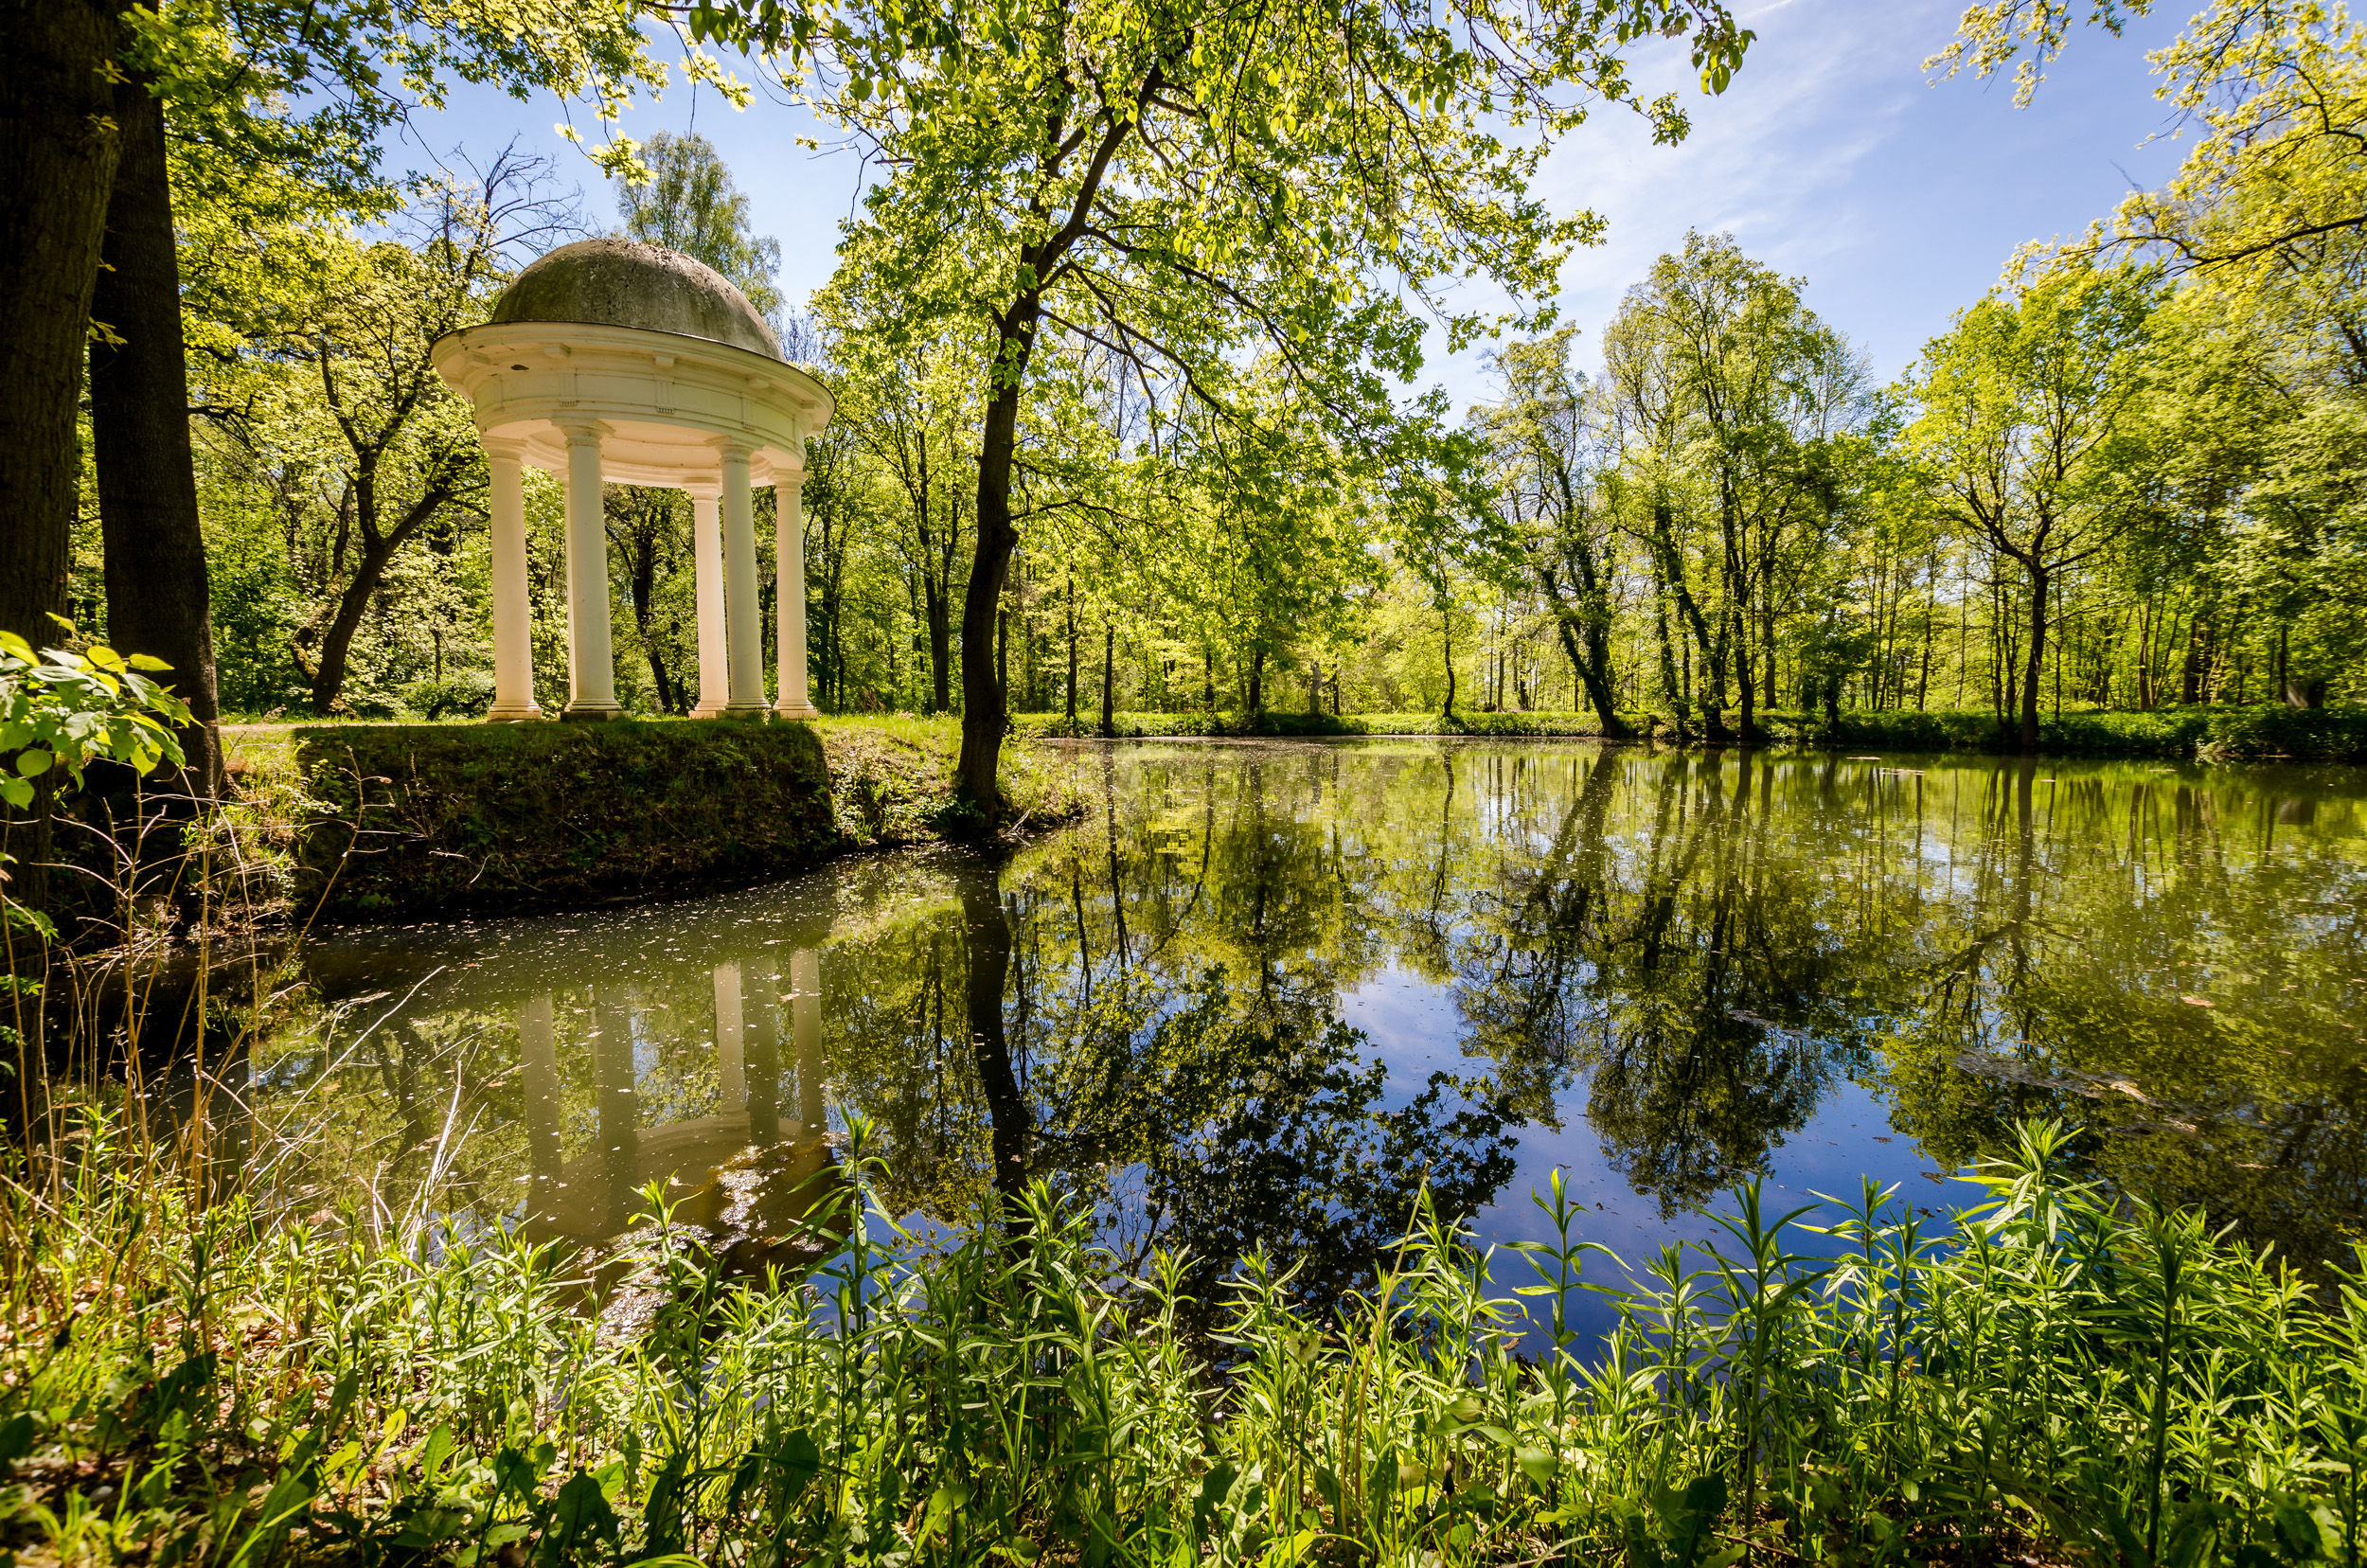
left=431, top=237, right=833, bottom=722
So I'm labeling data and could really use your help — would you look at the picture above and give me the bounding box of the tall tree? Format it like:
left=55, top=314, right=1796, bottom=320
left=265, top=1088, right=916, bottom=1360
left=13, top=0, right=661, bottom=784
left=615, top=130, right=786, bottom=323
left=1472, top=328, right=1627, bottom=733
left=700, top=0, right=1753, bottom=819
left=1907, top=262, right=2157, bottom=751
left=0, top=0, right=121, bottom=647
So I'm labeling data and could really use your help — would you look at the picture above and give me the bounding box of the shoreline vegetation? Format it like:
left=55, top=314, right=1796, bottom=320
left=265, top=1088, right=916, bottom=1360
left=3, top=1114, right=2361, bottom=1568
left=23, top=704, right=2320, bottom=935
left=1015, top=703, right=2367, bottom=761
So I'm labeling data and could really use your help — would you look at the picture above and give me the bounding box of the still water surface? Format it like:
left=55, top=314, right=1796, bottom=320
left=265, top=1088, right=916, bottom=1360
left=265, top=740, right=2367, bottom=1327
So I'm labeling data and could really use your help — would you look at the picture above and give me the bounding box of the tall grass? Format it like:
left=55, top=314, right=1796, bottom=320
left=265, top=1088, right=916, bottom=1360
left=3, top=1115, right=2362, bottom=1567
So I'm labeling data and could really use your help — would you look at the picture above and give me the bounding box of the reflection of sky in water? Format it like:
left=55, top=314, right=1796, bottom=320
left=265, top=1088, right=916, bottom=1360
left=265, top=742, right=2367, bottom=1340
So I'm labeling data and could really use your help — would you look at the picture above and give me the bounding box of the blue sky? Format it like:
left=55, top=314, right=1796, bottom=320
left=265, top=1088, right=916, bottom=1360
left=401, top=0, right=2193, bottom=407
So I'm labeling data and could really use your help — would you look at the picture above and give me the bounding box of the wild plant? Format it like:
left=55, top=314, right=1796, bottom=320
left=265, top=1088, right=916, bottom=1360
left=6, top=1112, right=2367, bottom=1567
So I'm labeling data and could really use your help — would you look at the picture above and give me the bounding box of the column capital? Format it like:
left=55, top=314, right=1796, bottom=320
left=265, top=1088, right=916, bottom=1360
left=555, top=417, right=612, bottom=443
left=684, top=476, right=721, bottom=501
left=709, top=435, right=754, bottom=464
left=483, top=434, right=529, bottom=463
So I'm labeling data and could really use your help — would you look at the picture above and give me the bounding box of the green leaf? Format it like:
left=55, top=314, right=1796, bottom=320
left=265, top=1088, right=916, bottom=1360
left=14, top=751, right=52, bottom=778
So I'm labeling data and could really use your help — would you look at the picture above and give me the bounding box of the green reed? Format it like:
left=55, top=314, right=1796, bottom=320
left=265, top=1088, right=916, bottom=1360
left=3, top=1113, right=2363, bottom=1567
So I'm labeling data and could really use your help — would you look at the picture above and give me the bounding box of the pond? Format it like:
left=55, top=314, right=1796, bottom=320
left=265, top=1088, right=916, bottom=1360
left=252, top=739, right=2367, bottom=1334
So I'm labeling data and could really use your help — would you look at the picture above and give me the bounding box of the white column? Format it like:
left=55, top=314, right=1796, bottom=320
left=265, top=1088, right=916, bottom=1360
left=559, top=419, right=621, bottom=720
left=792, top=948, right=824, bottom=1132
left=719, top=439, right=766, bottom=717
left=485, top=438, right=543, bottom=721
left=689, top=483, right=728, bottom=718
left=774, top=472, right=820, bottom=719
left=712, top=960, right=745, bottom=1112
left=518, top=993, right=561, bottom=1184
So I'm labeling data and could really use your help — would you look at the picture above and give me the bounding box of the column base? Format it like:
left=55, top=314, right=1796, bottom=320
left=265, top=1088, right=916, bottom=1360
left=485, top=702, right=545, bottom=723
left=689, top=703, right=730, bottom=720
left=561, top=700, right=624, bottom=722
left=721, top=702, right=772, bottom=721
left=772, top=701, right=823, bottom=721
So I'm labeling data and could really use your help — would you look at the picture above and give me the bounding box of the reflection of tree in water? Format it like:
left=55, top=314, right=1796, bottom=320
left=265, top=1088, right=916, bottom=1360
left=1037, top=978, right=1520, bottom=1331
left=1456, top=751, right=1866, bottom=1214
left=832, top=850, right=1520, bottom=1328
left=828, top=745, right=2367, bottom=1283
left=252, top=1003, right=530, bottom=1216
left=1877, top=759, right=2367, bottom=1276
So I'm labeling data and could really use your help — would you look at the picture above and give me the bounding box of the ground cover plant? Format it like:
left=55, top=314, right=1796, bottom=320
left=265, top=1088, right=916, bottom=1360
left=2, top=1114, right=2361, bottom=1567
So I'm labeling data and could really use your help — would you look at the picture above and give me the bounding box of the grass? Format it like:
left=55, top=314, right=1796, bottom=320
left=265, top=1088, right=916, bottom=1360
left=813, top=716, right=1088, bottom=848
left=4, top=1113, right=2363, bottom=1568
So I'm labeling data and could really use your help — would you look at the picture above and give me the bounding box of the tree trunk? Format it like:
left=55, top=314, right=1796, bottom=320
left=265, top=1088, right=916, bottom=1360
left=1063, top=576, right=1077, bottom=729
left=624, top=520, right=677, bottom=712
left=1734, top=604, right=1756, bottom=742
left=1440, top=607, right=1455, bottom=718
left=2020, top=562, right=2047, bottom=754
left=91, top=61, right=220, bottom=796
left=0, top=0, right=120, bottom=647
left=925, top=580, right=952, bottom=714
left=956, top=311, right=1032, bottom=817
left=1098, top=621, right=1114, bottom=738
left=1246, top=647, right=1263, bottom=716
left=310, top=542, right=400, bottom=713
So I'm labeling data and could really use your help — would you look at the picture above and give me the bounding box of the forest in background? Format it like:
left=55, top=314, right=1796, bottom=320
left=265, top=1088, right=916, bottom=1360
left=48, top=0, right=2367, bottom=763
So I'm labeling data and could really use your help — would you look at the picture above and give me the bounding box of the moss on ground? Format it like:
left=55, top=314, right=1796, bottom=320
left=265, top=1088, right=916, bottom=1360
left=202, top=717, right=1088, bottom=924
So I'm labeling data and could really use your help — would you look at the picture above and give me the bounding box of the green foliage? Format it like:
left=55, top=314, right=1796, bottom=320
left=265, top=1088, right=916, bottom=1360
left=9, top=1114, right=2367, bottom=1567
left=614, top=132, right=786, bottom=327
left=0, top=629, right=195, bottom=808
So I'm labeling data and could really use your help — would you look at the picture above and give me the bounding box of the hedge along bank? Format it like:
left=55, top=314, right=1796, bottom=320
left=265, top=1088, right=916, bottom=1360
left=293, top=721, right=833, bottom=920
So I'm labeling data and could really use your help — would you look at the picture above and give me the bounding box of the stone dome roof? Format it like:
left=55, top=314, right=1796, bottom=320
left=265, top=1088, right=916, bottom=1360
left=489, top=238, right=784, bottom=361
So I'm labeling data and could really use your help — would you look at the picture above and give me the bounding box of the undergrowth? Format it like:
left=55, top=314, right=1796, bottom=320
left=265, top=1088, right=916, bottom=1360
left=2, top=1115, right=2362, bottom=1567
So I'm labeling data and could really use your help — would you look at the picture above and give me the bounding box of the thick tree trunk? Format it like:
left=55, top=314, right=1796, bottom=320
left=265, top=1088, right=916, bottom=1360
left=1063, top=576, right=1077, bottom=729
left=1098, top=622, right=1114, bottom=738
left=2020, top=562, right=2048, bottom=754
left=1733, top=606, right=1756, bottom=742
left=0, top=0, right=120, bottom=646
left=91, top=62, right=220, bottom=796
left=955, top=302, right=1034, bottom=818
left=1441, top=613, right=1455, bottom=718
left=311, top=544, right=399, bottom=714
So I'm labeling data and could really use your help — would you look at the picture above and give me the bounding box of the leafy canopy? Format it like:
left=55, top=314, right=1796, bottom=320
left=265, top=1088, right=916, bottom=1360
left=687, top=0, right=1753, bottom=417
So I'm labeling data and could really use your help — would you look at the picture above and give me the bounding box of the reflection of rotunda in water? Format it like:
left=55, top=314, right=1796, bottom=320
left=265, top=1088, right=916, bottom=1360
left=507, top=949, right=836, bottom=1253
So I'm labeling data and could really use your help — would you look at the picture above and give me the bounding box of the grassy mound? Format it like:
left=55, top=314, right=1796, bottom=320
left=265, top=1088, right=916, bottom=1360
left=292, top=720, right=833, bottom=920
